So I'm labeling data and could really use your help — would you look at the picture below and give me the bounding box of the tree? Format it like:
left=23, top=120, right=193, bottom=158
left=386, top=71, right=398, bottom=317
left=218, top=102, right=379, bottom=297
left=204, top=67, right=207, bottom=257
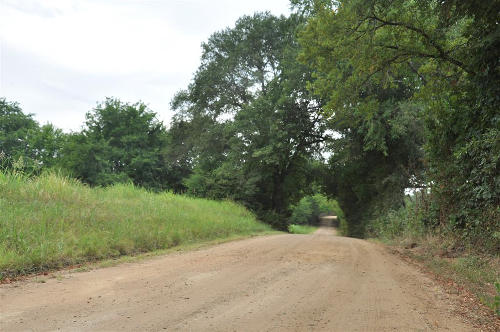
left=295, top=0, right=426, bottom=236
left=294, top=0, right=499, bottom=244
left=57, top=132, right=123, bottom=186
left=30, top=124, right=66, bottom=169
left=161, top=120, right=196, bottom=193
left=0, top=98, right=65, bottom=173
left=60, top=98, right=169, bottom=190
left=171, top=13, right=328, bottom=228
left=0, top=98, right=39, bottom=170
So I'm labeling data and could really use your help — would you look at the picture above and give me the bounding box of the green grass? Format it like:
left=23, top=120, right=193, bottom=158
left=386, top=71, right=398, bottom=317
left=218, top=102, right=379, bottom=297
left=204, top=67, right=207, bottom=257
left=0, top=171, right=271, bottom=279
left=287, top=224, right=317, bottom=234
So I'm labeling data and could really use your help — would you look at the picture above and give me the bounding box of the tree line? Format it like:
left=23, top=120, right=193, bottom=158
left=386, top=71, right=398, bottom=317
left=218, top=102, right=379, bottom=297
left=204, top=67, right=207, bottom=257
left=1, top=0, right=498, bottom=248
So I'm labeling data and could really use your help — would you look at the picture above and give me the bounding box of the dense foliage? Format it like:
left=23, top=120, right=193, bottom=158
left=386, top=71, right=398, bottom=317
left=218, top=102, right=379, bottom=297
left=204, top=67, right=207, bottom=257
left=1, top=2, right=497, bottom=248
left=0, top=99, right=65, bottom=173
left=293, top=0, right=499, bottom=248
left=170, top=13, right=328, bottom=228
left=59, top=98, right=170, bottom=190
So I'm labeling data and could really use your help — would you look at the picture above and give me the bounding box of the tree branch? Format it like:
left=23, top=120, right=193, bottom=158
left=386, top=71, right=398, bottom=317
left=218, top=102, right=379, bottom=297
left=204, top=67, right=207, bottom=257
left=366, top=14, right=474, bottom=75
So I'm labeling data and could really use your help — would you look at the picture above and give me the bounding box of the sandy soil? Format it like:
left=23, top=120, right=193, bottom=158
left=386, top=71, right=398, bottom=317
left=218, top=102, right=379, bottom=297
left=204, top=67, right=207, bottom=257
left=0, top=228, right=478, bottom=331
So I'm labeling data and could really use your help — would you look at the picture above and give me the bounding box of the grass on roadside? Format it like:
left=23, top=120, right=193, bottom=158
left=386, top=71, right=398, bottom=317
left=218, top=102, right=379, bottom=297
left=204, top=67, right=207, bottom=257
left=392, top=235, right=500, bottom=315
left=368, top=198, right=499, bottom=316
left=288, top=224, right=317, bottom=234
left=67, top=231, right=278, bottom=275
left=0, top=171, right=272, bottom=279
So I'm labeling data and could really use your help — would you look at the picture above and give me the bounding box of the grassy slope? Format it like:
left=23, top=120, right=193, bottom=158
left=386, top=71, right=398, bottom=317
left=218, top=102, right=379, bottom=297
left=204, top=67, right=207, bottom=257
left=391, top=236, right=500, bottom=315
left=368, top=201, right=499, bottom=315
left=374, top=227, right=499, bottom=315
left=0, top=172, right=271, bottom=279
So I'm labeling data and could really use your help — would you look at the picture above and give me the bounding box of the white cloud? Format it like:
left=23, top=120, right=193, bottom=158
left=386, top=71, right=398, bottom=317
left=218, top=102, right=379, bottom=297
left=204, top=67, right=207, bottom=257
left=0, top=0, right=291, bottom=131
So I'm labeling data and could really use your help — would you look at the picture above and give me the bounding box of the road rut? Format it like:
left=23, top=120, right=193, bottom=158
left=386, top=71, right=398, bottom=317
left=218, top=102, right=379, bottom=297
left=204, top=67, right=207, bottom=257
left=0, top=228, right=475, bottom=331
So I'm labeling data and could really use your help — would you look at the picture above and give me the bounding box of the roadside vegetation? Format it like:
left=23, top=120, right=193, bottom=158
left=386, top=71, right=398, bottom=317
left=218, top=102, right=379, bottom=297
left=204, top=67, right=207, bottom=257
left=368, top=195, right=500, bottom=313
left=0, top=171, right=270, bottom=279
left=288, top=224, right=317, bottom=234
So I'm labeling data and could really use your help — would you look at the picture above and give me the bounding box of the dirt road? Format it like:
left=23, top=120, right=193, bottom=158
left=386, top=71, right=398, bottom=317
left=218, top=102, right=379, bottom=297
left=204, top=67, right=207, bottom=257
left=1, top=228, right=477, bottom=331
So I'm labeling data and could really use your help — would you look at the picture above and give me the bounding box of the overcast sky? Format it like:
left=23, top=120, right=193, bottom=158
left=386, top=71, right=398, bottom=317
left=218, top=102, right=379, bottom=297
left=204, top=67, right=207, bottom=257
left=0, top=0, right=291, bottom=131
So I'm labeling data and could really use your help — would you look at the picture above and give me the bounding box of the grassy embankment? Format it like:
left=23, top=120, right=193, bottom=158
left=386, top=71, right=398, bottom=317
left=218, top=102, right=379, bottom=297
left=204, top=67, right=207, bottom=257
left=0, top=172, right=272, bottom=279
left=369, top=200, right=500, bottom=315
left=404, top=238, right=500, bottom=316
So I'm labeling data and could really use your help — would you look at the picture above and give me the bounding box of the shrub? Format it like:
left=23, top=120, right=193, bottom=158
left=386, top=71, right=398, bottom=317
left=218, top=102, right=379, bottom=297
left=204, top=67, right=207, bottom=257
left=367, top=193, right=430, bottom=241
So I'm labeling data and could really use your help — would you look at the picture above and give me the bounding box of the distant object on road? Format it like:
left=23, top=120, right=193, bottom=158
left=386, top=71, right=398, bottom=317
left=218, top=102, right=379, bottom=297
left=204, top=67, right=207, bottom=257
left=319, top=215, right=338, bottom=227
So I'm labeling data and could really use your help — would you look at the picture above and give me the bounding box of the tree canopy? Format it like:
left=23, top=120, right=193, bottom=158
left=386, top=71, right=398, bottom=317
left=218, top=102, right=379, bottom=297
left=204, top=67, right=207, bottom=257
left=170, top=13, right=329, bottom=227
left=294, top=0, right=499, bottom=245
left=59, top=98, right=169, bottom=190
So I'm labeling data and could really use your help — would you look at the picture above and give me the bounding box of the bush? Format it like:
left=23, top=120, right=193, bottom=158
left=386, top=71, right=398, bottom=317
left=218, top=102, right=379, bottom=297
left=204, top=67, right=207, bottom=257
left=368, top=190, right=499, bottom=253
left=368, top=197, right=426, bottom=241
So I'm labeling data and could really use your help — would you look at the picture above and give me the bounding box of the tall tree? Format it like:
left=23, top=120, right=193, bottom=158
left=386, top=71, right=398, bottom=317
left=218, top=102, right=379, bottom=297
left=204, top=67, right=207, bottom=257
left=294, top=0, right=499, bottom=243
left=171, top=13, right=327, bottom=228
left=295, top=0, right=426, bottom=235
left=60, top=98, right=169, bottom=190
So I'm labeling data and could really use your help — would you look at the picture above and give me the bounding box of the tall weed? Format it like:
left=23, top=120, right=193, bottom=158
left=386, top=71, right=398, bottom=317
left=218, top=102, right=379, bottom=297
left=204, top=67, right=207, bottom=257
left=0, top=171, right=270, bottom=278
